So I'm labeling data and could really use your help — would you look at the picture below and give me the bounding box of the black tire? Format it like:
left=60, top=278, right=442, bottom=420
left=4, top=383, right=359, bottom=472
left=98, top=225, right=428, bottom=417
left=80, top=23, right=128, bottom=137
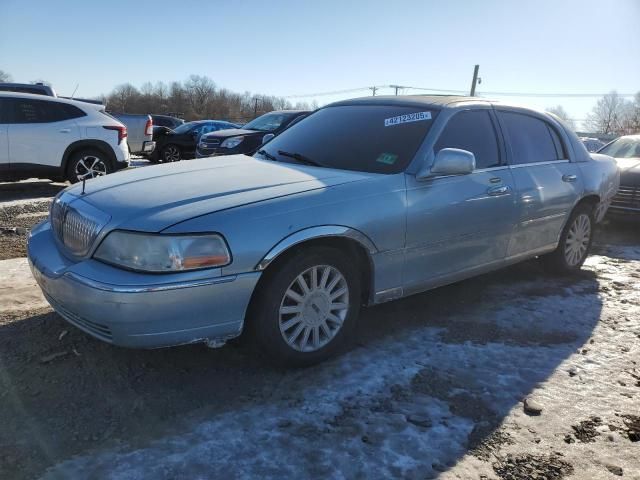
left=248, top=247, right=361, bottom=367
left=540, top=203, right=594, bottom=274
left=66, top=149, right=112, bottom=184
left=161, top=144, right=181, bottom=163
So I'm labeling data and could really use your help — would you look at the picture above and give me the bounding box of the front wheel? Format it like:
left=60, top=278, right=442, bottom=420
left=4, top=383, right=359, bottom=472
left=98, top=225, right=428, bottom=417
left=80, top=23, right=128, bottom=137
left=249, top=247, right=361, bottom=367
left=541, top=204, right=594, bottom=274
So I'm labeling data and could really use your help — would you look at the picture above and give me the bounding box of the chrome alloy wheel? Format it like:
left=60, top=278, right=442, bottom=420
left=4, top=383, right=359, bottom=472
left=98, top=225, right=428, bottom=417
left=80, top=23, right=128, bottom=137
left=163, top=145, right=180, bottom=162
left=564, top=213, right=591, bottom=266
left=278, top=265, right=350, bottom=353
left=75, top=155, right=107, bottom=181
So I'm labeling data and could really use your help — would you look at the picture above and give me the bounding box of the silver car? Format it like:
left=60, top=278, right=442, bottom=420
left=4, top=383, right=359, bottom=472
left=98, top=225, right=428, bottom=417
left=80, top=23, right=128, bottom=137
left=28, top=96, right=620, bottom=366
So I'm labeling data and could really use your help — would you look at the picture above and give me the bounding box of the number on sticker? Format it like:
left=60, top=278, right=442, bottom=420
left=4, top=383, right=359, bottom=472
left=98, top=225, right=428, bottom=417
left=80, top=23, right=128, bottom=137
left=384, top=111, right=432, bottom=127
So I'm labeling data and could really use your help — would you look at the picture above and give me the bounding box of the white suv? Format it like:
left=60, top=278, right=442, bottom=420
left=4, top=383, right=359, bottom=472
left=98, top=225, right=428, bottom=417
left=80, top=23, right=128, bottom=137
left=0, top=92, right=130, bottom=183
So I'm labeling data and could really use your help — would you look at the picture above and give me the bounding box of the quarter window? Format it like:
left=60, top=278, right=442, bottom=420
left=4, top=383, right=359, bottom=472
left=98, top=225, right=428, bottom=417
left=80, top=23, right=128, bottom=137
left=498, top=112, right=562, bottom=164
left=434, top=110, right=501, bottom=169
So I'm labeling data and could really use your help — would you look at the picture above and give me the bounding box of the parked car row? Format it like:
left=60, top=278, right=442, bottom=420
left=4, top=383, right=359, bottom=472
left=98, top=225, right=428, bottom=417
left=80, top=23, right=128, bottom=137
left=28, top=95, right=621, bottom=366
left=148, top=120, right=241, bottom=163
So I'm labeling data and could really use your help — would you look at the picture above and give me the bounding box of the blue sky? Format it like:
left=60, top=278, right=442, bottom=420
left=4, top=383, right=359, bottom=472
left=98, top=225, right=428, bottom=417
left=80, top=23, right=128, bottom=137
left=1, top=0, right=638, bottom=127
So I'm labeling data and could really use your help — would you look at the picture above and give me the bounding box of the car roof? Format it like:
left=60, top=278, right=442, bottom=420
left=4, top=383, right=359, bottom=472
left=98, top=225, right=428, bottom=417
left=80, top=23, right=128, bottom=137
left=327, top=95, right=489, bottom=109
left=0, top=90, right=103, bottom=109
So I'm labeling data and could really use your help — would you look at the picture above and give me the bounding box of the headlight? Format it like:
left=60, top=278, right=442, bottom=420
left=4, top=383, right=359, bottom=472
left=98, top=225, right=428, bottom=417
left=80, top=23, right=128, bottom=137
left=220, top=136, right=244, bottom=149
left=94, top=231, right=231, bottom=272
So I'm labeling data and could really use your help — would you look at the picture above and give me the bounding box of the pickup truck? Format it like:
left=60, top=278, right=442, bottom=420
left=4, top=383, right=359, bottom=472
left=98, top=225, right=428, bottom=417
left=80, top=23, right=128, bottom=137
left=110, top=113, right=155, bottom=156
left=0, top=83, right=155, bottom=157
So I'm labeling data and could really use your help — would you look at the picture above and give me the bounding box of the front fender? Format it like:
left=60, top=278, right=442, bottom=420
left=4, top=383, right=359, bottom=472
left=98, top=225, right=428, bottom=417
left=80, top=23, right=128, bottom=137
left=256, top=225, right=378, bottom=270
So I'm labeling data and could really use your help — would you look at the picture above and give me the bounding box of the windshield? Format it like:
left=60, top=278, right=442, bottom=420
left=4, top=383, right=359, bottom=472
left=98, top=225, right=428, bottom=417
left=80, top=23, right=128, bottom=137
left=172, top=122, right=197, bottom=134
left=243, top=112, right=291, bottom=132
left=599, top=137, right=640, bottom=158
left=255, top=105, right=437, bottom=174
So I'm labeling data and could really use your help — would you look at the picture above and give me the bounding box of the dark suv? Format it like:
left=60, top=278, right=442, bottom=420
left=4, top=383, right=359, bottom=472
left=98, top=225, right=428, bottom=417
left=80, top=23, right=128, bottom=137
left=196, top=110, right=309, bottom=158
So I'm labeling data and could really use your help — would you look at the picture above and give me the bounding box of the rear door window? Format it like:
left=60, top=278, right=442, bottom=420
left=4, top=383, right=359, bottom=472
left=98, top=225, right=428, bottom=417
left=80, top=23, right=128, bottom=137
left=498, top=111, right=562, bottom=164
left=434, top=110, right=501, bottom=169
left=9, top=98, right=84, bottom=123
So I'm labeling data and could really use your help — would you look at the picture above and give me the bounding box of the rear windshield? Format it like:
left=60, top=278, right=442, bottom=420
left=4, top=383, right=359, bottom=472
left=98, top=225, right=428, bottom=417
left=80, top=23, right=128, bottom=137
left=598, top=137, right=640, bottom=158
left=256, top=105, right=437, bottom=174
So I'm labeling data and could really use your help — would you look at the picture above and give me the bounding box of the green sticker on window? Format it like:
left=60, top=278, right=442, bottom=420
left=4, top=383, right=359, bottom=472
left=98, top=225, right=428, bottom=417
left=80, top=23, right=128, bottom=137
left=376, top=153, right=398, bottom=165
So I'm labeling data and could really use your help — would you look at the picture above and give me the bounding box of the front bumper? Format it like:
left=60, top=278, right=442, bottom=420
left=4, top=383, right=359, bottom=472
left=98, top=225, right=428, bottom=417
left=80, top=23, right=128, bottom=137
left=27, top=221, right=261, bottom=348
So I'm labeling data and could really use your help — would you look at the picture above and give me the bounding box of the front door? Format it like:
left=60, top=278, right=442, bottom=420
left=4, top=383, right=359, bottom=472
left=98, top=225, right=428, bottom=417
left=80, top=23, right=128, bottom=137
left=496, top=110, right=583, bottom=257
left=404, top=108, right=518, bottom=291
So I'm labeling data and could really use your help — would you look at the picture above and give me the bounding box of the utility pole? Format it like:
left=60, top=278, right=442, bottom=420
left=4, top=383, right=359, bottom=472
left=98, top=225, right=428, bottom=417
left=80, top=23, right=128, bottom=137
left=470, top=64, right=480, bottom=96
left=370, top=86, right=378, bottom=96
left=390, top=85, right=402, bottom=96
left=253, top=98, right=259, bottom=117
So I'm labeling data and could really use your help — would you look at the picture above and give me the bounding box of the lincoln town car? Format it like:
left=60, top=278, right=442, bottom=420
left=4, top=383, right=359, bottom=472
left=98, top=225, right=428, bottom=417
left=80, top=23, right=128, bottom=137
left=28, top=96, right=620, bottom=366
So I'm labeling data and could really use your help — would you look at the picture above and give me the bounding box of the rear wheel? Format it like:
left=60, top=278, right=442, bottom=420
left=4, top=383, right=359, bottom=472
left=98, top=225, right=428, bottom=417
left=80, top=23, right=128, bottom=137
left=249, top=247, right=361, bottom=367
left=66, top=149, right=112, bottom=183
left=161, top=145, right=181, bottom=162
left=541, top=204, right=594, bottom=274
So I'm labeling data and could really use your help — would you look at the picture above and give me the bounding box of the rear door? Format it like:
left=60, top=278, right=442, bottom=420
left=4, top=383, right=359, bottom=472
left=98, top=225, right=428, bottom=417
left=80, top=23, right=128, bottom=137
left=496, top=109, right=583, bottom=257
left=7, top=98, right=83, bottom=168
left=0, top=98, right=8, bottom=169
left=404, top=108, right=518, bottom=288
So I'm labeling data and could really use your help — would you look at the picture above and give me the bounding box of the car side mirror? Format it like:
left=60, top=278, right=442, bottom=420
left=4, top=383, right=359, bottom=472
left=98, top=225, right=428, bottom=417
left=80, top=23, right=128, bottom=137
left=418, top=148, right=475, bottom=179
left=262, top=133, right=275, bottom=144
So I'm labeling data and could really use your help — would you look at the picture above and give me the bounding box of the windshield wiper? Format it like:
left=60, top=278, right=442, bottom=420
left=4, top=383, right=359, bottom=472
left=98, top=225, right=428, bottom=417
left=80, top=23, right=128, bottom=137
left=256, top=149, right=278, bottom=161
left=277, top=150, right=324, bottom=167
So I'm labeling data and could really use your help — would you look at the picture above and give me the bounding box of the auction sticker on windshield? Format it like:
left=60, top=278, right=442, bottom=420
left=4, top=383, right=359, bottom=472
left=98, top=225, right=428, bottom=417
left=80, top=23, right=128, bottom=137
left=384, top=111, right=432, bottom=127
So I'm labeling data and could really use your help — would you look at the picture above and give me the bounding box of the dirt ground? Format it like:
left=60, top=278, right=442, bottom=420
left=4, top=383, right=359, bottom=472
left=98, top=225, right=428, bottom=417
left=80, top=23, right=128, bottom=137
left=0, top=180, right=639, bottom=479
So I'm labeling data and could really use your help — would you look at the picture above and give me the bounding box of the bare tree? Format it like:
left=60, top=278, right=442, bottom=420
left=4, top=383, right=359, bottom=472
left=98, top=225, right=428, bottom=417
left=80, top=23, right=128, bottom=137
left=107, top=83, right=139, bottom=113
left=184, top=75, right=216, bottom=117
left=585, top=91, right=629, bottom=135
left=0, top=70, right=12, bottom=82
left=547, top=105, right=575, bottom=130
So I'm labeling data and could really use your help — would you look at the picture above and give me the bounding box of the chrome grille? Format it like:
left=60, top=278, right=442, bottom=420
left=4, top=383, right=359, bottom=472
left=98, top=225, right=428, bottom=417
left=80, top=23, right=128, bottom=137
left=51, top=197, right=66, bottom=241
left=50, top=194, right=110, bottom=256
left=610, top=185, right=640, bottom=211
left=202, top=139, right=221, bottom=147
left=62, top=208, right=102, bottom=255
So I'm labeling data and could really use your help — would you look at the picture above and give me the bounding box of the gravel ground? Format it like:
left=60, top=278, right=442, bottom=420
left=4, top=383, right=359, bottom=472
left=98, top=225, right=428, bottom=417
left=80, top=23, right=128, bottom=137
left=0, top=186, right=638, bottom=479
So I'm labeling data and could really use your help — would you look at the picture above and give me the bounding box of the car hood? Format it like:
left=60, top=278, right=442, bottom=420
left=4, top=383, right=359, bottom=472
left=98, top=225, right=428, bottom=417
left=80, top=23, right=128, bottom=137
left=202, top=128, right=260, bottom=140
left=616, top=157, right=640, bottom=186
left=64, top=155, right=373, bottom=231
left=615, top=157, right=640, bottom=172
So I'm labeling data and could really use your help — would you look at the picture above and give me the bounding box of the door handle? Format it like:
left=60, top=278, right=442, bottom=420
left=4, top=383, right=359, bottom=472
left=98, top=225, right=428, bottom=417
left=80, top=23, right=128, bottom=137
left=487, top=185, right=511, bottom=196
left=562, top=174, right=577, bottom=183
left=59, top=128, right=71, bottom=133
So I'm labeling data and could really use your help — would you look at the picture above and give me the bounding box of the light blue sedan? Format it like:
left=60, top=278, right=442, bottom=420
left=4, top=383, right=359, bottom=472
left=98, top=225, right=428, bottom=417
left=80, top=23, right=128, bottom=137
left=28, top=96, right=619, bottom=366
